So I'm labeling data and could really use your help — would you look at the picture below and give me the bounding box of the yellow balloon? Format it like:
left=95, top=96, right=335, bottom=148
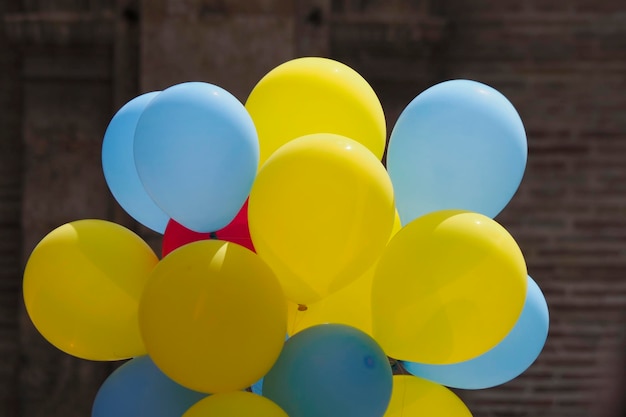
left=287, top=265, right=375, bottom=337
left=23, top=219, right=158, bottom=360
left=183, top=392, right=288, bottom=417
left=384, top=375, right=473, bottom=417
left=287, top=210, right=401, bottom=337
left=138, top=240, right=287, bottom=393
left=245, top=57, right=386, bottom=166
left=249, top=133, right=395, bottom=305
left=372, top=210, right=527, bottom=364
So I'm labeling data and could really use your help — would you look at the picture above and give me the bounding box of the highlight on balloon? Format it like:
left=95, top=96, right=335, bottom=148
left=22, top=56, right=549, bottom=417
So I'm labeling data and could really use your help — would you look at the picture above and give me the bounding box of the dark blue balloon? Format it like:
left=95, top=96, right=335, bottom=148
left=262, top=324, right=392, bottom=417
left=92, top=356, right=207, bottom=417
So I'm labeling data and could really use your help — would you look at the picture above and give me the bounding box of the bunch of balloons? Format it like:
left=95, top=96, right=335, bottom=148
left=22, top=57, right=549, bottom=417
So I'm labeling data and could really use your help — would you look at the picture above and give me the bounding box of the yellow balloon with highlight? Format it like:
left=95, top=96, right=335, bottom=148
left=138, top=240, right=286, bottom=393
left=384, top=375, right=473, bottom=417
left=23, top=219, right=158, bottom=360
left=183, top=392, right=288, bottom=417
left=245, top=57, right=386, bottom=166
left=249, top=133, right=396, bottom=305
left=372, top=210, right=527, bottom=364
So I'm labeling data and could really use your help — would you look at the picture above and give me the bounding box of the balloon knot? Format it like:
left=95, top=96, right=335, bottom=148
left=297, top=304, right=308, bottom=311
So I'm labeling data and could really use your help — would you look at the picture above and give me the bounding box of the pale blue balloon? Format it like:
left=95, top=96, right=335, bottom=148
left=102, top=92, right=169, bottom=233
left=402, top=276, right=549, bottom=389
left=134, top=82, right=259, bottom=232
left=387, top=79, right=527, bottom=225
left=92, top=355, right=207, bottom=417
left=262, top=324, right=392, bottom=417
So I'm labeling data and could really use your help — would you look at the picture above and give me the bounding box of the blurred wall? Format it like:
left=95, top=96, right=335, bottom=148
left=1, top=0, right=626, bottom=416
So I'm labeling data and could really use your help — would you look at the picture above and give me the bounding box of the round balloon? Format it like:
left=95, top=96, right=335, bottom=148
left=183, top=392, right=287, bottom=417
left=134, top=81, right=258, bottom=232
left=92, top=355, right=207, bottom=417
left=402, top=275, right=549, bottom=389
left=102, top=91, right=169, bottom=233
left=139, top=240, right=286, bottom=393
left=387, top=79, right=527, bottom=225
left=162, top=199, right=254, bottom=257
left=262, top=324, right=392, bottom=417
left=384, top=375, right=472, bottom=417
left=23, top=220, right=158, bottom=360
left=249, top=133, right=395, bottom=305
left=371, top=210, right=527, bottom=364
left=245, top=57, right=386, bottom=165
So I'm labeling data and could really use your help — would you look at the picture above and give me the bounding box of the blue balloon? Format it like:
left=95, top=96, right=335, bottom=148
left=102, top=92, right=169, bottom=233
left=387, top=79, right=527, bottom=225
left=92, top=355, right=207, bottom=417
left=250, top=377, right=264, bottom=395
left=262, top=324, right=392, bottom=417
left=134, top=82, right=259, bottom=232
left=402, top=276, right=549, bottom=389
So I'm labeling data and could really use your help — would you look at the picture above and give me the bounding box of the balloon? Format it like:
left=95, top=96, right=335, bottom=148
left=387, top=79, right=527, bottom=225
left=23, top=220, right=158, bottom=360
left=403, top=275, right=549, bottom=389
left=162, top=221, right=210, bottom=258
left=183, top=392, right=287, bottom=417
left=287, top=267, right=375, bottom=337
left=134, top=82, right=259, bottom=232
left=245, top=57, right=386, bottom=165
left=384, top=375, right=472, bottom=417
left=102, top=92, right=169, bottom=233
left=262, top=324, right=392, bottom=417
left=249, top=133, right=395, bottom=305
left=371, top=210, right=527, bottom=364
left=138, top=240, right=286, bottom=393
left=92, top=355, right=207, bottom=417
left=162, top=200, right=254, bottom=257
left=286, top=210, right=402, bottom=336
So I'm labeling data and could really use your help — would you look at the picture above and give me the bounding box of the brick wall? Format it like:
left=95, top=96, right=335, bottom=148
left=2, top=1, right=626, bottom=416
left=433, top=3, right=626, bottom=416
left=0, top=2, right=23, bottom=416
left=319, top=1, right=626, bottom=416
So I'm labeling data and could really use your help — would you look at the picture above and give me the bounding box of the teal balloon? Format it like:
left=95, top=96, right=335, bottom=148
left=262, top=324, right=392, bottom=417
left=102, top=92, right=169, bottom=233
left=134, top=82, right=259, bottom=233
left=92, top=355, right=207, bottom=417
left=403, top=276, right=549, bottom=389
left=387, top=79, right=527, bottom=225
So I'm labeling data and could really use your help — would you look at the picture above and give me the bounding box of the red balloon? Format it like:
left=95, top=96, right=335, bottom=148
left=162, top=200, right=254, bottom=257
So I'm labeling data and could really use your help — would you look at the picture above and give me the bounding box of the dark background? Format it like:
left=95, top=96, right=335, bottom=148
left=1, top=1, right=626, bottom=416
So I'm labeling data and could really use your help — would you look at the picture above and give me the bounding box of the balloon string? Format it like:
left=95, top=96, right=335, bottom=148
left=289, top=304, right=308, bottom=336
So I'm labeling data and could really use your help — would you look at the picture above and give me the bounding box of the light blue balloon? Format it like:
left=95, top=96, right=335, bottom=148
left=92, top=355, right=207, bottom=417
left=403, top=276, right=549, bottom=389
left=250, top=377, right=264, bottom=395
left=387, top=79, right=527, bottom=225
left=262, top=324, right=392, bottom=417
left=134, top=82, right=259, bottom=232
left=102, top=92, right=169, bottom=233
